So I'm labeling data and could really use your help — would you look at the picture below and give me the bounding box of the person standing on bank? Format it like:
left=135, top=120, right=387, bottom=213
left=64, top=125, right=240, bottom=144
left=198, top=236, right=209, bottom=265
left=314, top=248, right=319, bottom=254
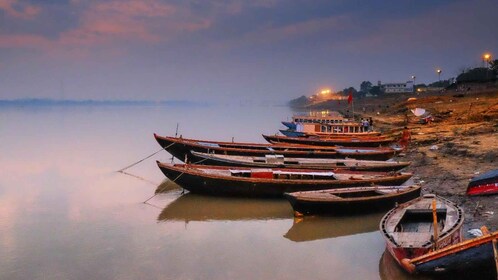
left=400, top=127, right=411, bottom=150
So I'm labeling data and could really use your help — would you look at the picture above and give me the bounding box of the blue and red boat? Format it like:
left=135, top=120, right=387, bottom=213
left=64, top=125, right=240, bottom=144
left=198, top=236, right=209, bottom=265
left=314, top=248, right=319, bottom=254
left=467, top=169, right=498, bottom=196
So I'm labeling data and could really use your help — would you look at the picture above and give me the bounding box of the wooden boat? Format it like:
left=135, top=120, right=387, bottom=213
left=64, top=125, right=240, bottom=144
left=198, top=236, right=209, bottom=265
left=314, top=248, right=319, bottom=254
left=380, top=194, right=464, bottom=269
left=263, top=134, right=396, bottom=147
left=153, top=134, right=397, bottom=161
left=190, top=151, right=411, bottom=172
left=156, top=162, right=413, bottom=197
left=286, top=112, right=347, bottom=125
left=400, top=226, right=498, bottom=276
left=283, top=122, right=382, bottom=137
left=466, top=169, right=498, bottom=196
left=284, top=185, right=421, bottom=216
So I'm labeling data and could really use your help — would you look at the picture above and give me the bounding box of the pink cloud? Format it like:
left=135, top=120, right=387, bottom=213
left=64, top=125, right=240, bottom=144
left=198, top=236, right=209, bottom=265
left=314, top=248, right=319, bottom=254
left=0, top=34, right=51, bottom=48
left=0, top=0, right=40, bottom=19
left=0, top=0, right=214, bottom=57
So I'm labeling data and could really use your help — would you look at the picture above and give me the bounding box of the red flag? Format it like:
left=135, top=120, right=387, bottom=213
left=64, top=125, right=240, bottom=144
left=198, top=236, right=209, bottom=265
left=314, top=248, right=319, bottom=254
left=347, top=91, right=353, bottom=105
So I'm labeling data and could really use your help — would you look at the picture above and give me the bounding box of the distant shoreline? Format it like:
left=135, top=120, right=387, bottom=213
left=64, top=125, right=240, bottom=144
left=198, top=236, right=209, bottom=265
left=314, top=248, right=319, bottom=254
left=0, top=98, right=208, bottom=107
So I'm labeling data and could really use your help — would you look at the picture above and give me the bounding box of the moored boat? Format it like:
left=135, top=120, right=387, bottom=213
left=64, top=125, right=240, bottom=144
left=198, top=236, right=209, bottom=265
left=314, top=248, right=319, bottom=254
left=263, top=134, right=396, bottom=147
left=154, top=134, right=397, bottom=161
left=190, top=151, right=411, bottom=172
left=466, top=169, right=498, bottom=196
left=380, top=194, right=464, bottom=270
left=156, top=162, right=413, bottom=198
left=284, top=185, right=421, bottom=216
left=400, top=226, right=498, bottom=276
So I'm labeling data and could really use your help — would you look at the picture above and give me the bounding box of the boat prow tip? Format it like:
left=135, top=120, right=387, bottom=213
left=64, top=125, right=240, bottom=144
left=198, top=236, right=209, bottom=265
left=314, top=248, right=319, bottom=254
left=400, top=258, right=416, bottom=274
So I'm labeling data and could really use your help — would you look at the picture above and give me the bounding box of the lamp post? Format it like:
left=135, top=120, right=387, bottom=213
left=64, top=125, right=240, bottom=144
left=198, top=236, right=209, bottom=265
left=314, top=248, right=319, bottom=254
left=411, top=75, right=416, bottom=92
left=436, top=69, right=442, bottom=82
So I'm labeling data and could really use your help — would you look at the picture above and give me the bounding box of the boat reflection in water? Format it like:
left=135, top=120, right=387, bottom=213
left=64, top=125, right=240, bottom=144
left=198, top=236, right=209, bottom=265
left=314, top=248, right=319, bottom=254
left=284, top=212, right=385, bottom=242
left=378, top=250, right=431, bottom=280
left=157, top=193, right=291, bottom=222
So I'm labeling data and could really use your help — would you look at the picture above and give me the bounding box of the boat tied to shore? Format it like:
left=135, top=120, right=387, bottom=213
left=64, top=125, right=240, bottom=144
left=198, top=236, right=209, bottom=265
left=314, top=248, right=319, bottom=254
left=466, top=169, right=498, bottom=196
left=156, top=162, right=413, bottom=197
left=380, top=194, right=464, bottom=271
left=284, top=185, right=421, bottom=216
left=189, top=151, right=411, bottom=172
left=263, top=133, right=396, bottom=147
left=154, top=134, right=398, bottom=161
left=400, top=226, right=498, bottom=276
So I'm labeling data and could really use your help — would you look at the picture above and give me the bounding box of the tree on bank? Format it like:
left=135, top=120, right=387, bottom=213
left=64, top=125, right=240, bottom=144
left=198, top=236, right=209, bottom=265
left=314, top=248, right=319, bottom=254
left=490, top=59, right=498, bottom=73
left=456, top=67, right=495, bottom=83
left=359, top=81, right=372, bottom=96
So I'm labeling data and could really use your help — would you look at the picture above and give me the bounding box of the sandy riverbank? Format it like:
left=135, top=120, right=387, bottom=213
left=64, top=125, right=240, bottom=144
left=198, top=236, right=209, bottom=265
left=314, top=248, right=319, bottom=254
left=347, top=89, right=498, bottom=234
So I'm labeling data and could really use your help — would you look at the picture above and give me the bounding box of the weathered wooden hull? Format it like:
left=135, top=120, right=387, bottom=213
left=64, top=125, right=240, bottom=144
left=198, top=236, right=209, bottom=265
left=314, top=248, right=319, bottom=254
left=263, top=134, right=395, bottom=147
left=380, top=195, right=464, bottom=271
left=401, top=230, right=498, bottom=276
left=190, top=151, right=411, bottom=172
left=154, top=134, right=396, bottom=161
left=284, top=186, right=421, bottom=215
left=156, top=162, right=413, bottom=198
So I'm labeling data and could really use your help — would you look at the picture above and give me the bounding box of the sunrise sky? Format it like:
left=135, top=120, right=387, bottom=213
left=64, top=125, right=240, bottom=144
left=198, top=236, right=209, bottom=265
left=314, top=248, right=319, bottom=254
left=1, top=0, right=497, bottom=102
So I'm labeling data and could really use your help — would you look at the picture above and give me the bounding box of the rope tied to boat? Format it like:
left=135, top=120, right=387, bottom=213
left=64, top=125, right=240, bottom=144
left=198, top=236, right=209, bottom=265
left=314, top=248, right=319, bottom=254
left=143, top=169, right=186, bottom=203
left=116, top=142, right=176, bottom=172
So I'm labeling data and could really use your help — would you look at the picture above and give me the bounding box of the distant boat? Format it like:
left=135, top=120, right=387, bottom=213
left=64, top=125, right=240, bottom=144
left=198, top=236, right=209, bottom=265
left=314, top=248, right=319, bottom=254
left=284, top=185, right=421, bottom=216
left=154, top=134, right=397, bottom=161
left=466, top=169, right=498, bottom=196
left=156, top=162, right=413, bottom=198
left=400, top=226, right=498, bottom=276
left=284, top=112, right=347, bottom=127
left=263, top=134, right=396, bottom=147
left=190, top=151, right=411, bottom=172
left=380, top=194, right=464, bottom=271
left=280, top=122, right=381, bottom=137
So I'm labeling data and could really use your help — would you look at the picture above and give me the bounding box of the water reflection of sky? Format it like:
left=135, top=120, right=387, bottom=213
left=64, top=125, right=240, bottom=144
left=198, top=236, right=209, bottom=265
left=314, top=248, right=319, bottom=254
left=0, top=105, right=413, bottom=280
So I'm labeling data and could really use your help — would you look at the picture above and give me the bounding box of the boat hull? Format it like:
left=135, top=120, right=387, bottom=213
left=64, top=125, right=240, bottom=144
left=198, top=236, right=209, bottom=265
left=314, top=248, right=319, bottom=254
left=380, top=195, right=464, bottom=270
left=263, top=134, right=395, bottom=147
left=154, top=134, right=396, bottom=161
left=413, top=242, right=494, bottom=274
left=401, top=229, right=498, bottom=277
left=156, top=163, right=413, bottom=198
left=466, top=169, right=498, bottom=196
left=190, top=152, right=411, bottom=172
left=284, top=186, right=421, bottom=215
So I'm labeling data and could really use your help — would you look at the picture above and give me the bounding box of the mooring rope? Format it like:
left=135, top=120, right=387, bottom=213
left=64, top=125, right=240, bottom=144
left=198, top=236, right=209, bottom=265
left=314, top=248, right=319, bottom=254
left=119, top=170, right=160, bottom=186
left=116, top=142, right=176, bottom=172
left=191, top=157, right=208, bottom=164
left=143, top=170, right=186, bottom=204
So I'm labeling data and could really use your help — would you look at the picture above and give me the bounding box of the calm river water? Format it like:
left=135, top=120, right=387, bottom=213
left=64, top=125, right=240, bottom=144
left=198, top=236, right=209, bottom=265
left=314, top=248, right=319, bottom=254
left=0, top=103, right=429, bottom=279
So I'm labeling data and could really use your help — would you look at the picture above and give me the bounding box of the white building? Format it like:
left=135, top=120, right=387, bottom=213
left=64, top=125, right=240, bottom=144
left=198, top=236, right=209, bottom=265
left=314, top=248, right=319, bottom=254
left=380, top=81, right=414, bottom=93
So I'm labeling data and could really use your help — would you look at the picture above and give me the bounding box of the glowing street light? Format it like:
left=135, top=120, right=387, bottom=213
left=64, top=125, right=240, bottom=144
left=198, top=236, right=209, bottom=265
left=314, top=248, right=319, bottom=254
left=436, top=69, right=442, bottom=81
left=320, top=89, right=331, bottom=95
left=483, top=53, right=492, bottom=68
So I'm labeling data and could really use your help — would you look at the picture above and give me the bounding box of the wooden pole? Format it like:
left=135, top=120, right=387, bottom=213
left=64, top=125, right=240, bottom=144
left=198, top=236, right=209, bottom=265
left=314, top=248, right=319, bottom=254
left=492, top=238, right=498, bottom=278
left=432, top=199, right=439, bottom=249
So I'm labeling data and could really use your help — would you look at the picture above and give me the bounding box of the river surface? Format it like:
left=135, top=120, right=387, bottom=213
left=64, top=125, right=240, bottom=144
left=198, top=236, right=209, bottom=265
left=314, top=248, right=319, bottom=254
left=0, top=104, right=428, bottom=279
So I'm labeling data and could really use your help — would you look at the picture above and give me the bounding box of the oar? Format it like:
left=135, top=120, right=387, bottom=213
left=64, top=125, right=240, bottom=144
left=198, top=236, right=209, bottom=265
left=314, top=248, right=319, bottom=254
left=432, top=199, right=439, bottom=250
